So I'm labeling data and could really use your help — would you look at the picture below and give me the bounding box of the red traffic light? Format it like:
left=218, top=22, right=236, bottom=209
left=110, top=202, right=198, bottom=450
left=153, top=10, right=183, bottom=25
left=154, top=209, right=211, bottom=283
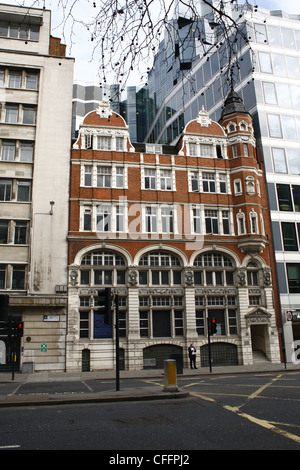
left=210, top=318, right=217, bottom=335
left=17, top=321, right=23, bottom=336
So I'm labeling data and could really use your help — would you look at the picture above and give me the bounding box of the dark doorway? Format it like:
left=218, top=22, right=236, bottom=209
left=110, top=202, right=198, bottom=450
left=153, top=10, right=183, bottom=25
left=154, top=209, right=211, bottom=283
left=143, top=344, right=183, bottom=369
left=82, top=348, right=90, bottom=372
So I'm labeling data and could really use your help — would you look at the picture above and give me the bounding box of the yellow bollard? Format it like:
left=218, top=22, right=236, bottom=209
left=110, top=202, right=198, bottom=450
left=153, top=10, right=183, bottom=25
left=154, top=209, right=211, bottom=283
left=163, top=359, right=178, bottom=392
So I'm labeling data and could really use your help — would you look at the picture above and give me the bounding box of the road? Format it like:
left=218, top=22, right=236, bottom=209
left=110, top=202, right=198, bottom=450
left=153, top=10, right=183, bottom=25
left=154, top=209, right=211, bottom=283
left=0, top=371, right=300, bottom=451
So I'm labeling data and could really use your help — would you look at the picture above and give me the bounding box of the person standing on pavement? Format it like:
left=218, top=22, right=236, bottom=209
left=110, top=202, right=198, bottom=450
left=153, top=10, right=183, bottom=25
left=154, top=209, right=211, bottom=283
left=188, top=343, right=197, bottom=369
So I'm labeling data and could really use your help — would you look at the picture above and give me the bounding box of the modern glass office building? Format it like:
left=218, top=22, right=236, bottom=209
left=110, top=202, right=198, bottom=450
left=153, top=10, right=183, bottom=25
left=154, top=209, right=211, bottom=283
left=132, top=2, right=300, bottom=363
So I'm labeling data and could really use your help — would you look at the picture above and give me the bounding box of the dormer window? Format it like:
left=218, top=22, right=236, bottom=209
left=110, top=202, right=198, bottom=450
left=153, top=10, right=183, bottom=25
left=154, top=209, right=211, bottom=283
left=188, top=142, right=215, bottom=157
left=84, top=134, right=92, bottom=149
left=79, top=129, right=128, bottom=151
left=228, top=122, right=236, bottom=133
left=189, top=143, right=197, bottom=156
left=97, top=136, right=112, bottom=150
left=239, top=121, right=248, bottom=131
left=216, top=145, right=223, bottom=158
left=116, top=137, right=124, bottom=151
left=200, top=144, right=214, bottom=158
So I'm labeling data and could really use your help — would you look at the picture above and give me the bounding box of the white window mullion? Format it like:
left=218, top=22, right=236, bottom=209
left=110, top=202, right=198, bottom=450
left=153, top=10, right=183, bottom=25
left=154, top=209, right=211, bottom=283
left=141, top=205, right=146, bottom=233
left=218, top=209, right=224, bottom=234
left=172, top=168, right=176, bottom=191
left=92, top=164, right=97, bottom=187
left=156, top=206, right=161, bottom=233
left=140, top=167, right=145, bottom=190
left=124, top=165, right=128, bottom=189
left=173, top=205, right=178, bottom=235
left=80, top=164, right=85, bottom=186
left=111, top=164, right=116, bottom=188
left=92, top=204, right=97, bottom=232
left=229, top=209, right=234, bottom=235
left=199, top=171, right=204, bottom=192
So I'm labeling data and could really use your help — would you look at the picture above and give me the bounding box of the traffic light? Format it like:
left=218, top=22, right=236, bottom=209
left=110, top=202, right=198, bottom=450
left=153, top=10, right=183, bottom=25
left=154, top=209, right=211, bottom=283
left=16, top=321, right=23, bottom=337
left=97, top=288, right=112, bottom=325
left=210, top=318, right=217, bottom=335
left=0, top=318, right=24, bottom=339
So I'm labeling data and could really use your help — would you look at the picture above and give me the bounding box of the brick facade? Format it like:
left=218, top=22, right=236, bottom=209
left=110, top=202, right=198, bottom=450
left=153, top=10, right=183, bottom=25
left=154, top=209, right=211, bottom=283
left=66, top=95, right=282, bottom=372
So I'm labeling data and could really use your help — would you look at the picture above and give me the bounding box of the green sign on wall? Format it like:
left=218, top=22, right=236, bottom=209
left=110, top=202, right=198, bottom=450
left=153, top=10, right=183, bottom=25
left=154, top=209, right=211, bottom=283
left=41, top=343, right=47, bottom=352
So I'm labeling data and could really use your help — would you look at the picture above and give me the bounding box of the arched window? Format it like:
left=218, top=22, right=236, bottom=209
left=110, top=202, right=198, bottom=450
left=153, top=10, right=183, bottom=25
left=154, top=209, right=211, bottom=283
left=78, top=250, right=127, bottom=339
left=193, top=252, right=234, bottom=287
left=80, top=250, right=126, bottom=286
left=236, top=210, right=246, bottom=234
left=246, top=261, right=259, bottom=285
left=138, top=250, right=184, bottom=338
left=138, top=250, right=182, bottom=286
left=193, top=252, right=238, bottom=337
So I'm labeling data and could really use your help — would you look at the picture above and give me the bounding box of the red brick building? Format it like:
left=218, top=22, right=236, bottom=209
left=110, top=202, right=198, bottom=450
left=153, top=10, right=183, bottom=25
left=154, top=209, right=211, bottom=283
left=66, top=93, right=282, bottom=372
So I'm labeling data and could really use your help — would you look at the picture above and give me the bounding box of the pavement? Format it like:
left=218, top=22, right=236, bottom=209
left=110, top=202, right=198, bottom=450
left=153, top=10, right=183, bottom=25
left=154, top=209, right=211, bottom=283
left=0, top=361, right=299, bottom=408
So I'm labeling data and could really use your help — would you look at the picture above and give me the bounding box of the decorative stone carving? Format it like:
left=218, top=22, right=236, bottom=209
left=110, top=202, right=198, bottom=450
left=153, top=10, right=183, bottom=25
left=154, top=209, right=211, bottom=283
left=139, top=288, right=184, bottom=295
left=185, top=270, right=194, bottom=286
left=96, top=101, right=113, bottom=119
left=264, top=269, right=272, bottom=286
left=237, top=269, right=246, bottom=286
left=245, top=308, right=271, bottom=325
left=69, top=270, right=78, bottom=286
left=128, top=269, right=138, bottom=286
left=196, top=107, right=212, bottom=127
left=246, top=177, right=255, bottom=195
left=195, top=288, right=237, bottom=295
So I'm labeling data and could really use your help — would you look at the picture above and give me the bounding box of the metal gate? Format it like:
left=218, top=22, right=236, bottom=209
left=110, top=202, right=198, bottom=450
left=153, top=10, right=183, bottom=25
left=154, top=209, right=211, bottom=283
left=143, top=344, right=183, bottom=370
left=200, top=342, right=238, bottom=367
left=82, top=348, right=90, bottom=372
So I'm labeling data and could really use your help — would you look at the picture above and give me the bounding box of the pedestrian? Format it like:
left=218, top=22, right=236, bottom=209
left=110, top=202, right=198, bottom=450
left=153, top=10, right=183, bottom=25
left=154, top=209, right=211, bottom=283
left=188, top=343, right=197, bottom=369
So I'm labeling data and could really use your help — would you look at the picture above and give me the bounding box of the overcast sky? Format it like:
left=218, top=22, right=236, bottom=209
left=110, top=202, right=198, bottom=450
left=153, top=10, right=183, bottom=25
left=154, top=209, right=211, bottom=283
left=256, top=0, right=297, bottom=12
left=4, top=0, right=300, bottom=84
left=69, top=0, right=300, bottom=84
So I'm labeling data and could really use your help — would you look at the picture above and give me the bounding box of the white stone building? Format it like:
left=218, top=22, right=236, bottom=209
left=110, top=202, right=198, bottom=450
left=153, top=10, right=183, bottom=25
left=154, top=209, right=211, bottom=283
left=0, top=4, right=74, bottom=372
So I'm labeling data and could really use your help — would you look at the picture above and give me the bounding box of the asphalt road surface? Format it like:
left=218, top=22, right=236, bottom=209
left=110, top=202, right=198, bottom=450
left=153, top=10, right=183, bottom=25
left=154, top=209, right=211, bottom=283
left=0, top=371, right=300, bottom=451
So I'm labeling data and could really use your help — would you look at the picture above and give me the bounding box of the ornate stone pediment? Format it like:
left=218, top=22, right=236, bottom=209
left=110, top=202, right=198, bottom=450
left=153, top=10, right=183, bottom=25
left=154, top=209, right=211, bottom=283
left=96, top=101, right=113, bottom=119
left=245, top=307, right=271, bottom=325
left=196, top=107, right=212, bottom=127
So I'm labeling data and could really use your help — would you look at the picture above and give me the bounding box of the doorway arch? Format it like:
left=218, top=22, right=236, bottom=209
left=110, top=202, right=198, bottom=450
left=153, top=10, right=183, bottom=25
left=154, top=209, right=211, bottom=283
left=143, top=344, right=183, bottom=370
left=250, top=324, right=269, bottom=361
left=200, top=342, right=238, bottom=367
left=82, top=349, right=90, bottom=372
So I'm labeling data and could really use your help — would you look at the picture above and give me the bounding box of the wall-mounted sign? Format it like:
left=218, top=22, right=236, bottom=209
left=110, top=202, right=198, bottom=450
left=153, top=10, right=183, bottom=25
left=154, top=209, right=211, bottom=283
left=43, top=315, right=59, bottom=322
left=286, top=311, right=293, bottom=321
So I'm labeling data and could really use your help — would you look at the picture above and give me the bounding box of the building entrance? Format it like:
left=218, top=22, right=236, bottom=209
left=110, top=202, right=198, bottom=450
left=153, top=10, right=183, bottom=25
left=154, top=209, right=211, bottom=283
left=143, top=344, right=183, bottom=370
left=250, top=324, right=268, bottom=359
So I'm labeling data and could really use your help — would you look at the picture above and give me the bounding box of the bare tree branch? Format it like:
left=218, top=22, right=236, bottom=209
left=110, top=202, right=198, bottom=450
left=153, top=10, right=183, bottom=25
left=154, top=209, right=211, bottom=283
left=16, top=0, right=260, bottom=90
